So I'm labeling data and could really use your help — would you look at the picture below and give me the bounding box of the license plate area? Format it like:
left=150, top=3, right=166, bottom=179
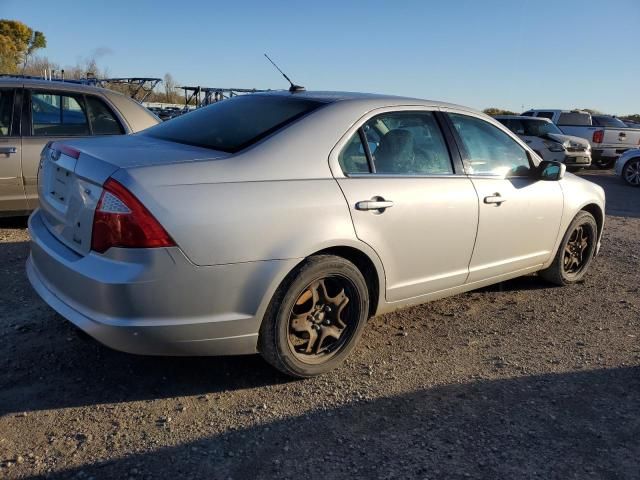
left=51, top=165, right=73, bottom=205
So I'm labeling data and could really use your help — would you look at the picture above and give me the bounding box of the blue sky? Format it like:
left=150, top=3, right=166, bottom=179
left=6, top=0, right=640, bottom=113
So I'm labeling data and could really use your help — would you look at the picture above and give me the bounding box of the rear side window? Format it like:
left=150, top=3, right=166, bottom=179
left=31, top=92, right=90, bottom=136
left=536, top=111, right=554, bottom=120
left=558, top=112, right=590, bottom=126
left=0, top=89, right=14, bottom=136
left=85, top=96, right=124, bottom=135
left=144, top=95, right=324, bottom=153
left=339, top=111, right=453, bottom=175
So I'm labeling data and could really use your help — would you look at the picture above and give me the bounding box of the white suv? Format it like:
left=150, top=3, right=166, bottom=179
left=495, top=116, right=591, bottom=170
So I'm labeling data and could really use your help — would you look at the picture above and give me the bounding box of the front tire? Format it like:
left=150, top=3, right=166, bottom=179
left=539, top=211, right=598, bottom=285
left=622, top=158, right=640, bottom=187
left=259, top=255, right=369, bottom=378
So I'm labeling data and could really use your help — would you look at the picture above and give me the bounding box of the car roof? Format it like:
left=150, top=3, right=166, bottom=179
left=495, top=115, right=552, bottom=122
left=0, top=77, right=121, bottom=96
left=253, top=89, right=472, bottom=111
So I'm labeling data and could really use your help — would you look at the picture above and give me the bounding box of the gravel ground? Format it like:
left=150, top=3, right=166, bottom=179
left=0, top=171, right=638, bottom=479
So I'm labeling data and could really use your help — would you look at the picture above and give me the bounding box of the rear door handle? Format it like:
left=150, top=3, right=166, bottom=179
left=484, top=193, right=507, bottom=205
left=355, top=199, right=394, bottom=211
left=0, top=147, right=17, bottom=154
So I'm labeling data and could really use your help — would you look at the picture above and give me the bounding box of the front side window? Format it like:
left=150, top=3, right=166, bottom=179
left=0, top=89, right=15, bottom=136
left=448, top=113, right=531, bottom=177
left=144, top=95, right=324, bottom=153
left=31, top=92, right=90, bottom=136
left=85, top=96, right=124, bottom=135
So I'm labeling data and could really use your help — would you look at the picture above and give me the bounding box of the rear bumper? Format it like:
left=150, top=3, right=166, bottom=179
left=27, top=210, right=298, bottom=356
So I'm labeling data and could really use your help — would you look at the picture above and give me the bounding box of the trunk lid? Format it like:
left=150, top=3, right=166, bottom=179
left=37, top=135, right=227, bottom=256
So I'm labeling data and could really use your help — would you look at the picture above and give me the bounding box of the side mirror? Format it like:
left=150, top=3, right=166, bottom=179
left=537, top=160, right=565, bottom=181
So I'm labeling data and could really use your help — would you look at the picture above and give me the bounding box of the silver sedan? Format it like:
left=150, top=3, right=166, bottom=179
left=26, top=91, right=605, bottom=377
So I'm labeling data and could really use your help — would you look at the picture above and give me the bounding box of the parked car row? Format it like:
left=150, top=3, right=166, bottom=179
left=521, top=109, right=640, bottom=168
left=146, top=105, right=189, bottom=121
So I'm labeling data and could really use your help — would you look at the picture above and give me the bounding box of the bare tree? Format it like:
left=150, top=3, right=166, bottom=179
left=163, top=73, right=177, bottom=104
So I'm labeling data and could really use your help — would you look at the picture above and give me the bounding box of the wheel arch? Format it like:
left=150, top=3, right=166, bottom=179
left=581, top=203, right=604, bottom=238
left=310, top=245, right=382, bottom=318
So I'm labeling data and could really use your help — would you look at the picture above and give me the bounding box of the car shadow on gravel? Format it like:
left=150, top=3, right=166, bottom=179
left=477, top=274, right=558, bottom=293
left=30, top=366, right=639, bottom=479
left=0, top=216, right=28, bottom=229
left=0, top=343, right=292, bottom=416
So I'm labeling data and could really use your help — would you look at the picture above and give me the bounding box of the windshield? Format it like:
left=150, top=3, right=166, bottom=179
left=144, top=95, right=325, bottom=153
left=521, top=119, right=563, bottom=136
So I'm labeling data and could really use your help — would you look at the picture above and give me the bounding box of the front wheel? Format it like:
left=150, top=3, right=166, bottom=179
left=622, top=158, right=640, bottom=187
left=539, top=211, right=598, bottom=285
left=259, top=255, right=369, bottom=378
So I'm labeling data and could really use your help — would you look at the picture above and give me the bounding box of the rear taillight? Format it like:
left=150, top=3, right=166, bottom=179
left=51, top=142, right=81, bottom=159
left=91, top=178, right=175, bottom=253
left=592, top=130, right=604, bottom=144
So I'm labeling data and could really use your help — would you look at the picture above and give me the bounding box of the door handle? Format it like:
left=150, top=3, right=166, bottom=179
left=484, top=193, right=507, bottom=205
left=355, top=198, right=394, bottom=211
left=0, top=147, right=16, bottom=154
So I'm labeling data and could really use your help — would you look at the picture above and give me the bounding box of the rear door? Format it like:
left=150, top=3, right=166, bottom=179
left=0, top=86, right=26, bottom=214
left=332, top=108, right=479, bottom=302
left=443, top=110, right=563, bottom=282
left=21, top=88, right=126, bottom=209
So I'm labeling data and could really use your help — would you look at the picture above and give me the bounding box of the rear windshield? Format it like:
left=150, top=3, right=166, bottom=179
left=143, top=95, right=324, bottom=153
left=558, top=112, right=590, bottom=126
left=592, top=115, right=627, bottom=128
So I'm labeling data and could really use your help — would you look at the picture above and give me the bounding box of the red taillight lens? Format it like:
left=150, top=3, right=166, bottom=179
left=91, top=178, right=175, bottom=253
left=592, top=130, right=604, bottom=144
left=51, top=142, right=81, bottom=159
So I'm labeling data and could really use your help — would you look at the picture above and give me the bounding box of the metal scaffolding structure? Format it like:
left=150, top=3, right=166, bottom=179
left=0, top=74, right=162, bottom=103
left=178, top=86, right=271, bottom=108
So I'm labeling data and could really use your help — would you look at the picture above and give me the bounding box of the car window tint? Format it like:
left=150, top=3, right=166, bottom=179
left=501, top=119, right=525, bottom=135
left=32, top=92, right=89, bottom=136
left=144, top=95, right=324, bottom=153
left=364, top=112, right=453, bottom=175
left=557, top=112, right=590, bottom=126
left=85, top=96, right=124, bottom=135
left=449, top=113, right=531, bottom=177
left=536, top=111, right=554, bottom=120
left=0, top=89, right=14, bottom=136
left=339, top=132, right=370, bottom=174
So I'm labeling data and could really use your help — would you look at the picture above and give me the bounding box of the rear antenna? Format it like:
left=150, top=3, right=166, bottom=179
left=264, top=53, right=305, bottom=93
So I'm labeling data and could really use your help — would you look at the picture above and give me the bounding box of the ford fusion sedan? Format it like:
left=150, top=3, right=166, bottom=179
left=496, top=115, right=591, bottom=169
left=27, top=92, right=605, bottom=377
left=0, top=77, right=159, bottom=217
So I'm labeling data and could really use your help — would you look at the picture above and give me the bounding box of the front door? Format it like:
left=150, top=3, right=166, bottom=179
left=445, top=111, right=563, bottom=283
left=334, top=109, right=479, bottom=302
left=0, top=87, right=26, bottom=214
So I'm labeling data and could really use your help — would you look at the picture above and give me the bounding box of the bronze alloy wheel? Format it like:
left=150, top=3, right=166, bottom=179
left=563, top=224, right=593, bottom=275
left=287, top=275, right=360, bottom=364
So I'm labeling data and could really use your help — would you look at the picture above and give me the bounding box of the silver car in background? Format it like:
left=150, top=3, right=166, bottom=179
left=0, top=78, right=159, bottom=216
left=27, top=92, right=605, bottom=377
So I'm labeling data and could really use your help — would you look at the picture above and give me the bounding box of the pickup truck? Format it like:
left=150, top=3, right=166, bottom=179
left=521, top=109, right=640, bottom=168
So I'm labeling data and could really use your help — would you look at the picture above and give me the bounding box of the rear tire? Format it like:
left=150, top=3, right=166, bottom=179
left=622, top=158, right=640, bottom=187
left=593, top=157, right=615, bottom=169
left=259, top=255, right=369, bottom=378
left=539, top=211, right=598, bottom=286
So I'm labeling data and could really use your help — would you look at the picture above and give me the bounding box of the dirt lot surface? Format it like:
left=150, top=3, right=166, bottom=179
left=1, top=171, right=638, bottom=479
